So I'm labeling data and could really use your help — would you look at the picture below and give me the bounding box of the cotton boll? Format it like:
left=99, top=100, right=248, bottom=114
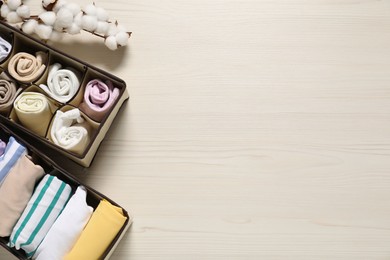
left=115, top=31, right=129, bottom=46
left=1, top=4, right=10, bottom=18
left=106, top=23, right=118, bottom=36
left=82, top=4, right=97, bottom=16
left=56, top=7, right=73, bottom=28
left=21, top=19, right=38, bottom=34
left=53, top=0, right=68, bottom=13
left=49, top=30, right=63, bottom=41
left=81, top=15, right=98, bottom=31
left=6, top=11, right=22, bottom=24
left=73, top=12, right=83, bottom=27
left=7, top=0, right=22, bottom=11
left=104, top=35, right=117, bottom=51
left=65, top=3, right=81, bottom=16
left=43, top=0, right=56, bottom=8
left=16, top=5, right=30, bottom=19
left=35, top=24, right=53, bottom=40
left=96, top=7, right=109, bottom=21
left=39, top=11, right=56, bottom=25
left=95, top=21, right=109, bottom=35
left=116, top=24, right=127, bottom=33
left=67, top=23, right=80, bottom=34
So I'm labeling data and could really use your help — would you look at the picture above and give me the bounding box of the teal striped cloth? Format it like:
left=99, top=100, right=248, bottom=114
left=8, top=174, right=72, bottom=258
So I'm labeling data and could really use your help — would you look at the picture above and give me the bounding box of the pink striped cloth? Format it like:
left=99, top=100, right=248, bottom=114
left=79, top=79, right=119, bottom=122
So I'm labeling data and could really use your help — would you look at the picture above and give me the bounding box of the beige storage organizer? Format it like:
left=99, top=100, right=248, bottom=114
left=0, top=21, right=129, bottom=167
left=0, top=123, right=132, bottom=260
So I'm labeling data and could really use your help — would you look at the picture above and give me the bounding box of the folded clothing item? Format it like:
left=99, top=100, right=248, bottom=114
left=8, top=51, right=47, bottom=83
left=0, top=155, right=44, bottom=237
left=50, top=108, right=90, bottom=155
left=0, top=72, right=21, bottom=115
left=33, top=186, right=93, bottom=260
left=64, top=199, right=127, bottom=260
left=0, top=36, right=12, bottom=62
left=39, top=63, right=81, bottom=103
left=0, top=136, right=27, bottom=184
left=8, top=174, right=72, bottom=258
left=79, top=79, right=119, bottom=122
left=13, top=92, right=55, bottom=137
left=0, top=139, right=5, bottom=156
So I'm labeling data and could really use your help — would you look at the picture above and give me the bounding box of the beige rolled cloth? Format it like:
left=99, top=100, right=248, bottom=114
left=8, top=51, right=47, bottom=83
left=0, top=155, right=44, bottom=237
left=13, top=92, right=55, bottom=136
left=0, top=72, right=21, bottom=115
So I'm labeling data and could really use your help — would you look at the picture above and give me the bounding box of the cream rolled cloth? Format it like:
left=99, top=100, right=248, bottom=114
left=8, top=51, right=47, bottom=83
left=13, top=92, right=55, bottom=137
left=79, top=79, right=119, bottom=122
left=8, top=174, right=72, bottom=258
left=50, top=108, right=90, bottom=155
left=39, top=63, right=81, bottom=103
left=0, top=36, right=12, bottom=62
left=64, top=199, right=127, bottom=260
left=0, top=155, right=44, bottom=237
left=0, top=136, right=27, bottom=184
left=33, top=186, right=93, bottom=260
left=0, top=72, right=21, bottom=115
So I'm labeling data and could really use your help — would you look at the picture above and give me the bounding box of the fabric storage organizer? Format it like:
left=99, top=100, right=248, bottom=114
left=0, top=21, right=129, bottom=168
left=0, top=20, right=132, bottom=259
left=0, top=123, right=132, bottom=259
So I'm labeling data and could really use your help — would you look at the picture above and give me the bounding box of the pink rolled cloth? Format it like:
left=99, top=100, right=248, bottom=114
left=0, top=139, right=5, bottom=156
left=79, top=79, right=119, bottom=122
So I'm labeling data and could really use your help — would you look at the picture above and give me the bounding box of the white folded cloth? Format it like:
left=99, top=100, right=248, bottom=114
left=8, top=174, right=72, bottom=258
left=0, top=36, right=12, bottom=62
left=33, top=186, right=93, bottom=260
left=39, top=63, right=81, bottom=103
left=0, top=136, right=27, bottom=184
left=50, top=108, right=90, bottom=155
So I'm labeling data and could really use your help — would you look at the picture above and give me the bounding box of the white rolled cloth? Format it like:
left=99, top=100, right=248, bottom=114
left=50, top=108, right=90, bottom=155
left=33, top=186, right=93, bottom=260
left=8, top=174, right=72, bottom=258
left=39, top=63, right=81, bottom=103
left=0, top=36, right=12, bottom=62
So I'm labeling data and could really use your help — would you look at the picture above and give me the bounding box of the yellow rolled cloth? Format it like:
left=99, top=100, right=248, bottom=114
left=8, top=51, right=47, bottom=83
left=13, top=92, right=55, bottom=137
left=64, top=200, right=127, bottom=260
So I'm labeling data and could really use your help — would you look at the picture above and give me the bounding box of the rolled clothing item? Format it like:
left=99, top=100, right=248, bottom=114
left=79, top=79, right=119, bottom=122
left=39, top=63, right=81, bottom=103
left=64, top=199, right=127, bottom=260
left=0, top=36, right=12, bottom=62
left=0, top=136, right=27, bottom=184
left=8, top=174, right=72, bottom=258
left=0, top=155, right=45, bottom=237
left=0, top=139, right=5, bottom=156
left=13, top=92, right=55, bottom=137
left=50, top=108, right=90, bottom=155
left=33, top=186, right=93, bottom=260
left=8, top=51, right=47, bottom=83
left=0, top=72, right=21, bottom=115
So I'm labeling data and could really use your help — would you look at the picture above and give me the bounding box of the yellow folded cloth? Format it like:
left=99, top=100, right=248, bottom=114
left=64, top=200, right=127, bottom=260
left=13, top=92, right=55, bottom=137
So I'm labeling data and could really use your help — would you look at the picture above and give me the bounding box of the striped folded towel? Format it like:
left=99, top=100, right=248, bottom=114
left=8, top=174, right=72, bottom=258
left=0, top=137, right=27, bottom=184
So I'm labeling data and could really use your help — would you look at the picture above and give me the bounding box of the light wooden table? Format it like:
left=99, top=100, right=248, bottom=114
left=2, top=0, right=390, bottom=259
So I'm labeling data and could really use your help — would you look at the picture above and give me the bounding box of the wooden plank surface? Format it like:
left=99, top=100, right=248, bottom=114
left=2, top=0, right=390, bottom=259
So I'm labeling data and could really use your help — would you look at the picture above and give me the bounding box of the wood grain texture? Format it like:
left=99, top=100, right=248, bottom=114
left=2, top=0, right=390, bottom=259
